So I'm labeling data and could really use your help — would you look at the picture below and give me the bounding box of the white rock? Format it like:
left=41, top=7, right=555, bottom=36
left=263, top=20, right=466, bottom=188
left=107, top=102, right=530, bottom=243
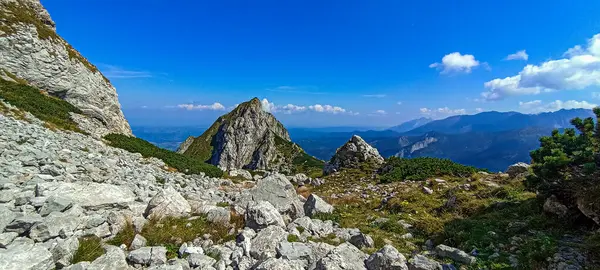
left=144, top=186, right=191, bottom=219
left=36, top=182, right=135, bottom=211
left=0, top=237, right=54, bottom=270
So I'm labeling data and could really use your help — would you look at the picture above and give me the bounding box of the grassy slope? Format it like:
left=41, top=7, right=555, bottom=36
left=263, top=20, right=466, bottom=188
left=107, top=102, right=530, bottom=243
left=0, top=78, right=84, bottom=132
left=305, top=160, right=597, bottom=269
left=104, top=134, right=223, bottom=178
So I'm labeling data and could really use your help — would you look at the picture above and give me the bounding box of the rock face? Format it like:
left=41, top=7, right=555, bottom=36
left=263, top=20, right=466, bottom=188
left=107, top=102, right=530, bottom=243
left=179, top=97, right=321, bottom=172
left=0, top=0, right=131, bottom=137
left=324, top=135, right=384, bottom=175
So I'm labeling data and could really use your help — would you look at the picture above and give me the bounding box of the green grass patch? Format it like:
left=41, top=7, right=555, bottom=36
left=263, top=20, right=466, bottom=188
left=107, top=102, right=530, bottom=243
left=287, top=234, right=300, bottom=242
left=379, top=157, right=481, bottom=183
left=72, top=236, right=105, bottom=264
left=106, top=221, right=136, bottom=248
left=0, top=78, right=84, bottom=133
left=140, top=215, right=238, bottom=258
left=216, top=202, right=230, bottom=207
left=312, top=211, right=341, bottom=223
left=103, top=134, right=223, bottom=177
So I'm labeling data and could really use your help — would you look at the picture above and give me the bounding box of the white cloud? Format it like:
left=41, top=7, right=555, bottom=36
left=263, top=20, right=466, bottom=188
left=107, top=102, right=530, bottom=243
left=373, top=110, right=387, bottom=115
left=308, top=104, right=347, bottom=114
left=420, top=107, right=467, bottom=117
left=280, top=104, right=307, bottom=114
left=177, top=102, right=225, bottom=111
left=396, top=101, right=402, bottom=105
left=362, top=94, right=386, bottom=98
left=261, top=98, right=276, bottom=113
left=518, top=100, right=543, bottom=110
left=482, top=33, right=600, bottom=101
left=505, top=50, right=529, bottom=61
left=430, top=52, right=481, bottom=74
left=258, top=99, right=355, bottom=115
left=519, top=99, right=597, bottom=113
left=475, top=108, right=484, bottom=113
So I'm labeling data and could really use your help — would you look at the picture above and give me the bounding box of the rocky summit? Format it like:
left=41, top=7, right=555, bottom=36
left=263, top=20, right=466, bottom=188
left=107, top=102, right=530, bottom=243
left=323, top=135, right=384, bottom=175
left=179, top=97, right=323, bottom=173
left=0, top=0, right=131, bottom=137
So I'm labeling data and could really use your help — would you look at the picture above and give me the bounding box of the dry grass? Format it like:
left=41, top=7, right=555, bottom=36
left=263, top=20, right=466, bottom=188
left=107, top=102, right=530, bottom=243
left=71, top=236, right=104, bottom=264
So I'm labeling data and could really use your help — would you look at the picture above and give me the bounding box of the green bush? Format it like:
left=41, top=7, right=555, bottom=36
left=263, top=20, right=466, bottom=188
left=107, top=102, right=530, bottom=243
left=379, top=157, right=480, bottom=183
left=103, top=134, right=223, bottom=177
left=0, top=78, right=84, bottom=132
left=527, top=108, right=600, bottom=196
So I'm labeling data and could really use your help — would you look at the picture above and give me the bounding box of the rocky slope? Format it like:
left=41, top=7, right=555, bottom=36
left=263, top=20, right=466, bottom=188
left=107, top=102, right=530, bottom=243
left=0, top=109, right=407, bottom=270
left=324, top=135, right=384, bottom=175
left=0, top=0, right=131, bottom=137
left=180, top=97, right=322, bottom=173
left=1, top=105, right=596, bottom=269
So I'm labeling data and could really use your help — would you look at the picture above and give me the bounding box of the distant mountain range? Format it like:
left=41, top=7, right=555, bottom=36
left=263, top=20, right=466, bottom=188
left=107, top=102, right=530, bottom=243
left=134, top=109, right=595, bottom=172
left=293, top=109, right=594, bottom=171
left=388, top=117, right=432, bottom=133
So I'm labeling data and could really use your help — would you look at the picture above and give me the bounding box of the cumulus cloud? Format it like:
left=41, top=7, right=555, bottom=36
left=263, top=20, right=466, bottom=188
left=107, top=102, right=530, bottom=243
left=261, top=98, right=276, bottom=113
left=505, top=50, right=529, bottom=61
left=177, top=103, right=225, bottom=111
left=309, top=104, right=347, bottom=114
left=482, top=33, right=600, bottom=101
left=280, top=104, right=307, bottom=114
left=420, top=107, right=467, bottom=117
left=518, top=100, right=543, bottom=110
left=430, top=52, right=481, bottom=74
left=519, top=99, right=597, bottom=113
left=258, top=99, right=356, bottom=115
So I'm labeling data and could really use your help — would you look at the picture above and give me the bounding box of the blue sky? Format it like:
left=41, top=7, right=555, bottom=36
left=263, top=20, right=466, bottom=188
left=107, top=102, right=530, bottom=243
left=43, top=0, right=600, bottom=127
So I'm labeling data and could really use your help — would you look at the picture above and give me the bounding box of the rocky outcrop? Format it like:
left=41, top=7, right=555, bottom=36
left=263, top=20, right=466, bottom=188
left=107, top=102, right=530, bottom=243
left=304, top=194, right=334, bottom=217
left=505, top=162, right=530, bottom=178
left=324, top=135, right=384, bottom=175
left=179, top=97, right=322, bottom=172
left=365, top=245, right=408, bottom=270
left=0, top=0, right=131, bottom=137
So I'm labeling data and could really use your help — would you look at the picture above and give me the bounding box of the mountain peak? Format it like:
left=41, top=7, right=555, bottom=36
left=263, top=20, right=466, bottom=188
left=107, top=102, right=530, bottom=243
left=180, top=97, right=322, bottom=172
